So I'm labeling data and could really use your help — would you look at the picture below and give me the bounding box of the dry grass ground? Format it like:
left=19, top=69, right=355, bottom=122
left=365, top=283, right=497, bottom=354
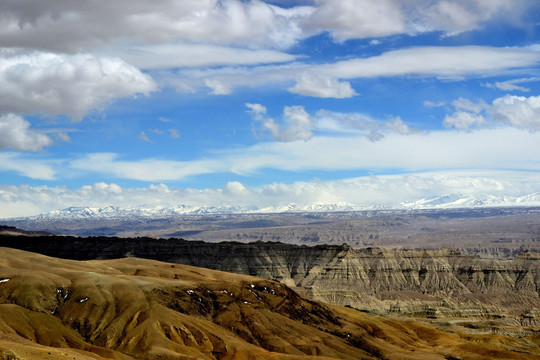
left=0, top=247, right=539, bottom=359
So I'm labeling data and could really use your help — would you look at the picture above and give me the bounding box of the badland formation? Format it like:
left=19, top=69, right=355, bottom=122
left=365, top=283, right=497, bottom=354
left=0, top=207, right=539, bottom=359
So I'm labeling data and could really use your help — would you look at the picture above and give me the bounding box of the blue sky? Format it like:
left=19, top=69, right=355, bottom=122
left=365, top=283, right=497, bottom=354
left=2, top=0, right=540, bottom=217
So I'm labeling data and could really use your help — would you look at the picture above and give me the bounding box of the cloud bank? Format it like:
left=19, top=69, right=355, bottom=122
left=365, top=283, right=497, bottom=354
left=2, top=170, right=540, bottom=218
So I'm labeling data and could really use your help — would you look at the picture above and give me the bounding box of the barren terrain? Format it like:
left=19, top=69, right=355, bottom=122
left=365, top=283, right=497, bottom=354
left=4, top=208, right=540, bottom=257
left=1, top=248, right=540, bottom=359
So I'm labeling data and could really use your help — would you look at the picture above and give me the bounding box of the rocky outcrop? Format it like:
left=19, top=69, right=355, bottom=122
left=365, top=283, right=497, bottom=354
left=1, top=236, right=538, bottom=296
left=1, top=247, right=540, bottom=360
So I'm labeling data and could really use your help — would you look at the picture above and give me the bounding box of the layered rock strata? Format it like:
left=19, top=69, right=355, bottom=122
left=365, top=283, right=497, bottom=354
left=1, top=235, right=539, bottom=334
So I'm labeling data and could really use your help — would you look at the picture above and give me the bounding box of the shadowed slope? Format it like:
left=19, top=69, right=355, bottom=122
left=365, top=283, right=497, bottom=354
left=0, top=248, right=538, bottom=359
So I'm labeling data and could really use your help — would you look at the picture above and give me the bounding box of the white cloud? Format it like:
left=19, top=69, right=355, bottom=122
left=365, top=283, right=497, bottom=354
left=138, top=131, right=152, bottom=143
left=0, top=52, right=156, bottom=120
left=305, top=0, right=528, bottom=41
left=288, top=73, right=357, bottom=98
left=443, top=111, right=487, bottom=131
left=2, top=169, right=540, bottom=218
left=483, top=77, right=540, bottom=92
left=320, top=46, right=540, bottom=80
left=248, top=104, right=316, bottom=142
left=306, top=0, right=406, bottom=40
left=444, top=94, right=540, bottom=132
left=0, top=0, right=313, bottom=51
left=106, top=44, right=298, bottom=69
left=54, top=132, right=72, bottom=143
left=168, top=129, right=181, bottom=139
left=385, top=116, right=417, bottom=135
left=1, top=0, right=533, bottom=57
left=484, top=81, right=530, bottom=92
left=491, top=94, right=540, bottom=131
left=166, top=45, right=540, bottom=97
left=0, top=114, right=52, bottom=151
left=205, top=79, right=232, bottom=95
left=452, top=97, right=488, bottom=113
left=246, top=103, right=268, bottom=118
left=315, top=110, right=419, bottom=140
left=0, top=152, right=56, bottom=180
left=423, top=100, right=446, bottom=108
left=66, top=127, right=540, bottom=182
left=413, top=0, right=515, bottom=35
left=70, top=153, right=224, bottom=181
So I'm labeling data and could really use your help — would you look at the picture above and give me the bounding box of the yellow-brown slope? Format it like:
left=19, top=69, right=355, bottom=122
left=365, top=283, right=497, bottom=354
left=0, top=247, right=538, bottom=359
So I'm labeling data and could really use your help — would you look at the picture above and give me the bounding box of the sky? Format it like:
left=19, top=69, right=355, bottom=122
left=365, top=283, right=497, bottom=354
left=1, top=0, right=540, bottom=218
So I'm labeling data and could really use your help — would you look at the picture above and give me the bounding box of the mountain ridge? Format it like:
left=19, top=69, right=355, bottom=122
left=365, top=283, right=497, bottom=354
left=1, top=247, right=539, bottom=359
left=1, top=233, right=538, bottom=337
left=3, top=191, right=540, bottom=222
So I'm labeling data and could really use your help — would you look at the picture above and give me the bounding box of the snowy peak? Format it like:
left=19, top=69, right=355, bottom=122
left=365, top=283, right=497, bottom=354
left=7, top=192, right=540, bottom=222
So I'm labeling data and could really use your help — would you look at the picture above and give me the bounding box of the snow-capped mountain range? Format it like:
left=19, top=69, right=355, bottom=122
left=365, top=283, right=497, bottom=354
left=6, top=192, right=540, bottom=222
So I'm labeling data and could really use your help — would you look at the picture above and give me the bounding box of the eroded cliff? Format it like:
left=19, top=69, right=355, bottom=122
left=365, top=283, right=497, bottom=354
left=1, top=235, right=539, bottom=335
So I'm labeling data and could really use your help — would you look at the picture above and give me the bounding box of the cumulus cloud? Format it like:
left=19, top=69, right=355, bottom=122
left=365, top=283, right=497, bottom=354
left=306, top=0, right=406, bottom=40
left=452, top=97, right=488, bottom=113
left=247, top=105, right=418, bottom=142
left=491, top=95, right=540, bottom=131
left=443, top=94, right=540, bottom=131
left=0, top=114, right=53, bottom=151
left=247, top=104, right=316, bottom=142
left=304, top=0, right=528, bottom=41
left=0, top=52, right=156, bottom=120
left=385, top=117, right=417, bottom=135
left=205, top=79, right=232, bottom=95
left=1, top=0, right=533, bottom=56
left=412, top=0, right=516, bottom=35
left=443, top=111, right=487, bottom=131
left=288, top=73, right=357, bottom=98
left=315, top=110, right=419, bottom=140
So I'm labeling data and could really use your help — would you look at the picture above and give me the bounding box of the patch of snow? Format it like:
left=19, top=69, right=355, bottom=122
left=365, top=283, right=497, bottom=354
left=186, top=289, right=194, bottom=295
left=249, top=289, right=262, bottom=300
left=0, top=279, right=10, bottom=283
left=78, top=297, right=89, bottom=303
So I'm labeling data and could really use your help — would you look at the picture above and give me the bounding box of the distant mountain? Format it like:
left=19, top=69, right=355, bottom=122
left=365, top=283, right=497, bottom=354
left=399, top=192, right=540, bottom=209
left=6, top=192, right=540, bottom=223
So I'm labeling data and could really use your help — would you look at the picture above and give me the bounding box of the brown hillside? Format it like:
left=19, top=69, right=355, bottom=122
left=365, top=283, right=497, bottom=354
left=0, top=247, right=538, bottom=359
